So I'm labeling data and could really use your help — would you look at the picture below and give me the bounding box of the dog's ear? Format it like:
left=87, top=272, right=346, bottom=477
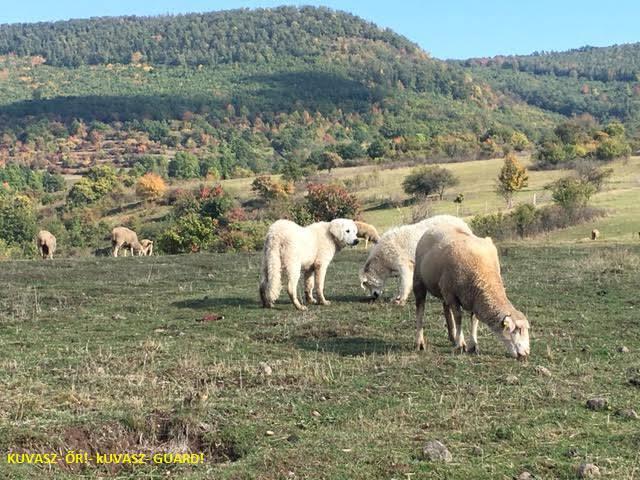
left=329, top=220, right=344, bottom=242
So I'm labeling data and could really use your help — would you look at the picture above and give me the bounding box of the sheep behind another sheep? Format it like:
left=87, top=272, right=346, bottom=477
left=354, top=221, right=380, bottom=249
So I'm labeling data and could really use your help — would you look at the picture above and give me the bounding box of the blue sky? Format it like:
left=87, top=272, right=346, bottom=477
left=1, top=1, right=638, bottom=59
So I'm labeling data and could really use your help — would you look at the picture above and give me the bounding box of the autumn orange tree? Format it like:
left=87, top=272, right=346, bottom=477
left=136, top=173, right=167, bottom=202
left=497, top=153, right=528, bottom=208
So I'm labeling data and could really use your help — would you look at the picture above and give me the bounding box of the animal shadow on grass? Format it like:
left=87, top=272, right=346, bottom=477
left=172, top=295, right=262, bottom=310
left=295, top=335, right=402, bottom=357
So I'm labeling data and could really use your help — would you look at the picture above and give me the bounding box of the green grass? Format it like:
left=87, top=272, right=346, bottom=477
left=1, top=244, right=639, bottom=479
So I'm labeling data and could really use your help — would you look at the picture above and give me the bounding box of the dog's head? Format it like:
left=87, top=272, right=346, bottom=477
left=329, top=219, right=359, bottom=247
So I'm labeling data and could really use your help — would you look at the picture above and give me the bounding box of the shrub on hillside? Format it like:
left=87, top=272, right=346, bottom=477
left=546, top=177, right=596, bottom=210
left=215, top=221, right=269, bottom=252
left=158, top=213, right=217, bottom=254
left=470, top=203, right=604, bottom=240
left=0, top=195, right=37, bottom=246
left=136, top=173, right=167, bottom=201
left=304, top=183, right=360, bottom=222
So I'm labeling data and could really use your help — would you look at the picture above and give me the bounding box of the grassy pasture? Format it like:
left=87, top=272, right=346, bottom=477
left=1, top=243, right=639, bottom=479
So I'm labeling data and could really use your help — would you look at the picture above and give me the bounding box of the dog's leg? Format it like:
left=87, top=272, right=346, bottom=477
left=414, top=279, right=427, bottom=351
left=315, top=263, right=331, bottom=305
left=286, top=263, right=306, bottom=311
left=304, top=269, right=317, bottom=304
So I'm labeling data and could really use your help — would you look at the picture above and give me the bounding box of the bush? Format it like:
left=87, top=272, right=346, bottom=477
left=595, top=138, right=631, bottom=161
left=215, top=221, right=269, bottom=252
left=158, top=213, right=216, bottom=254
left=136, top=173, right=167, bottom=201
left=0, top=195, right=37, bottom=246
left=42, top=172, right=65, bottom=192
left=199, top=185, right=233, bottom=220
left=304, top=183, right=360, bottom=222
left=470, top=203, right=604, bottom=240
left=251, top=175, right=294, bottom=201
left=547, top=177, right=596, bottom=210
left=402, top=165, right=459, bottom=200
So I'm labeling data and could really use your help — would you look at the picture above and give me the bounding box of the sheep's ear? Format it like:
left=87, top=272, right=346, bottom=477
left=502, top=315, right=515, bottom=332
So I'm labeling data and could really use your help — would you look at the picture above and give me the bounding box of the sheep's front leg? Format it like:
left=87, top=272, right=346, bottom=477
left=467, top=314, right=479, bottom=354
left=112, top=245, right=119, bottom=257
left=315, top=263, right=331, bottom=305
left=443, top=303, right=457, bottom=345
left=414, top=279, right=428, bottom=351
left=304, top=269, right=317, bottom=305
left=451, top=304, right=466, bottom=353
left=286, top=264, right=306, bottom=311
left=394, top=263, right=414, bottom=305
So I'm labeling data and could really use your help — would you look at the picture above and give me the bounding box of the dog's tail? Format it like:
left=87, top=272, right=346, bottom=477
left=259, top=234, right=281, bottom=308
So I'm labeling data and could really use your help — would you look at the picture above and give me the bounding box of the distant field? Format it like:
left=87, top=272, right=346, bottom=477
left=217, top=155, right=640, bottom=240
left=1, top=244, right=639, bottom=479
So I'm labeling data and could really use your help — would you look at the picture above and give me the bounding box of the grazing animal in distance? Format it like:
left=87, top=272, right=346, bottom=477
left=591, top=229, right=599, bottom=240
left=139, top=239, right=154, bottom=256
left=111, top=227, right=144, bottom=257
left=260, top=218, right=359, bottom=310
left=36, top=230, right=57, bottom=259
left=354, top=221, right=380, bottom=249
left=359, top=215, right=472, bottom=305
left=413, top=223, right=530, bottom=359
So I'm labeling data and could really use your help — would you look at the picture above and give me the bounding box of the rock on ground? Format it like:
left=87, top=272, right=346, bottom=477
left=577, top=462, right=600, bottom=478
left=586, top=398, right=608, bottom=411
left=422, top=440, right=452, bottom=463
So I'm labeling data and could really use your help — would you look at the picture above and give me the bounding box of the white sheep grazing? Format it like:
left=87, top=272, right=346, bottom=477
left=354, top=221, right=380, bottom=249
left=413, top=223, right=530, bottom=359
left=139, top=239, right=154, bottom=256
left=359, top=215, right=472, bottom=305
left=591, top=229, right=599, bottom=240
left=36, top=230, right=57, bottom=259
left=111, top=227, right=144, bottom=257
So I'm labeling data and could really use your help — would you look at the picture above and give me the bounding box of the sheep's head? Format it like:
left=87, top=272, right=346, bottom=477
left=359, top=260, right=390, bottom=300
left=498, top=311, right=530, bottom=360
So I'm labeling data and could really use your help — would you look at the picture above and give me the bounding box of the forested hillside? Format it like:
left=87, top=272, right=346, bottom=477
left=460, top=44, right=640, bottom=135
left=0, top=6, right=563, bottom=175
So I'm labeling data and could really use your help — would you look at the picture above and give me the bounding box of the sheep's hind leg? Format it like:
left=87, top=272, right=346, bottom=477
left=451, top=304, right=466, bottom=353
left=466, top=314, right=479, bottom=354
left=443, top=303, right=457, bottom=345
left=414, top=280, right=428, bottom=351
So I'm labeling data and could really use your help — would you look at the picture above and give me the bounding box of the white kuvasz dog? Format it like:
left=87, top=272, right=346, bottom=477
left=359, top=215, right=472, bottom=305
left=260, top=218, right=359, bottom=310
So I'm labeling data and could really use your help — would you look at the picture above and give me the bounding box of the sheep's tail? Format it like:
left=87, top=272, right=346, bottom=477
left=259, top=234, right=281, bottom=308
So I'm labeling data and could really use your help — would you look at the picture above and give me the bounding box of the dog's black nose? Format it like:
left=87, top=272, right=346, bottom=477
left=352, top=239, right=359, bottom=245
left=372, top=291, right=380, bottom=299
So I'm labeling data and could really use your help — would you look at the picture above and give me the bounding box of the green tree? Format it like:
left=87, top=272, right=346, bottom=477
left=318, top=151, right=343, bottom=173
left=168, top=152, right=200, bottom=179
left=496, top=153, right=529, bottom=208
left=0, top=195, right=37, bottom=246
left=547, top=177, right=596, bottom=210
left=402, top=165, right=459, bottom=200
left=367, top=138, right=389, bottom=159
